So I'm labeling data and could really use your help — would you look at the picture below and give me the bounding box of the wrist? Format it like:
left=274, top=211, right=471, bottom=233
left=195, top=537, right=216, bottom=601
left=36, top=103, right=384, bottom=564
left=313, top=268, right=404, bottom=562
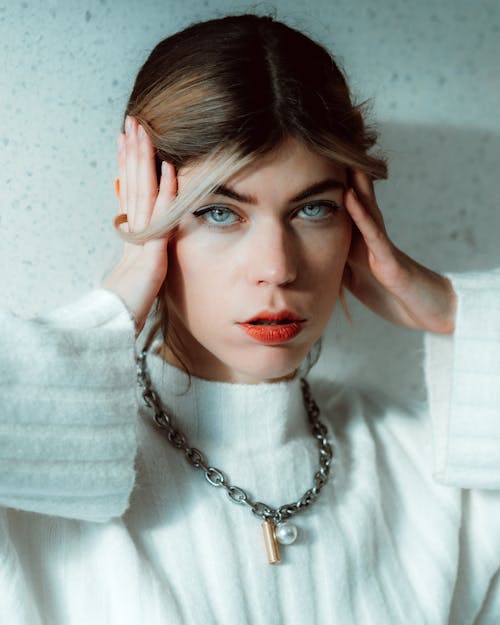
left=420, top=272, right=457, bottom=334
left=102, top=260, right=162, bottom=337
left=440, top=276, right=457, bottom=334
left=400, top=262, right=458, bottom=334
left=101, top=288, right=141, bottom=337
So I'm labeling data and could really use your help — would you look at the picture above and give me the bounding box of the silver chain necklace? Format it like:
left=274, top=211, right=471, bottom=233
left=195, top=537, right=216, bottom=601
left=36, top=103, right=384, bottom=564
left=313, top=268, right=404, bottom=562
left=136, top=348, right=334, bottom=564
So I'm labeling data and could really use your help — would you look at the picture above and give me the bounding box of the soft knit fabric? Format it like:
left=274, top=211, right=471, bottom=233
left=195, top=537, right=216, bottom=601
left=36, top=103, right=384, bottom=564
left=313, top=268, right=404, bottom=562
left=1, top=275, right=499, bottom=625
left=0, top=289, right=137, bottom=521
left=424, top=269, right=500, bottom=489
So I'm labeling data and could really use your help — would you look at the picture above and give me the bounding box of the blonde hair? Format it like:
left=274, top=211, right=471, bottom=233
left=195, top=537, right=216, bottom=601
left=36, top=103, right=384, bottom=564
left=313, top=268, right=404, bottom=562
left=119, top=14, right=387, bottom=356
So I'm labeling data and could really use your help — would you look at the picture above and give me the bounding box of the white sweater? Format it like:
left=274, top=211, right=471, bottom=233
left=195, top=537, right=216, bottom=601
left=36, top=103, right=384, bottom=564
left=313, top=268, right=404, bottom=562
left=0, top=273, right=499, bottom=625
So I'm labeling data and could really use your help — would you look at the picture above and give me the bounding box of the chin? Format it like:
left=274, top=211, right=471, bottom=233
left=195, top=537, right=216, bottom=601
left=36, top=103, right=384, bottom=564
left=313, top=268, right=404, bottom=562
left=223, top=346, right=308, bottom=384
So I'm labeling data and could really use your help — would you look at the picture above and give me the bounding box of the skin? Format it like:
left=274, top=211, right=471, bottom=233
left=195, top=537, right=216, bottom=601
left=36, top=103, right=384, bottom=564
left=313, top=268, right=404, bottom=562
left=103, top=116, right=457, bottom=382
left=161, top=138, right=352, bottom=383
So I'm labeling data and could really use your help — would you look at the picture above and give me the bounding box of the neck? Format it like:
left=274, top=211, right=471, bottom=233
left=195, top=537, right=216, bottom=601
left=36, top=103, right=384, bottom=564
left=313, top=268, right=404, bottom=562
left=154, top=342, right=298, bottom=385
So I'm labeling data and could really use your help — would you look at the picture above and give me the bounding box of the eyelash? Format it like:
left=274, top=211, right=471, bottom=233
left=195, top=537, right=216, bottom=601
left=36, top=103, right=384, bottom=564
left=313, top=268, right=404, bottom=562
left=192, top=201, right=340, bottom=230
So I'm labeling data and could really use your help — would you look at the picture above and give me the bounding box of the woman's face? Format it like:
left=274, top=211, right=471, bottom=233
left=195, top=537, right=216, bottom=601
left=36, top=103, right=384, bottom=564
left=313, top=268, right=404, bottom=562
left=162, top=137, right=352, bottom=383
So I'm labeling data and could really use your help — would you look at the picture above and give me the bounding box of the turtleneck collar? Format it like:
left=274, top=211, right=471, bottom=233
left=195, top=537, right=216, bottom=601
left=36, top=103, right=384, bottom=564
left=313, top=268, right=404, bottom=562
left=142, top=342, right=309, bottom=453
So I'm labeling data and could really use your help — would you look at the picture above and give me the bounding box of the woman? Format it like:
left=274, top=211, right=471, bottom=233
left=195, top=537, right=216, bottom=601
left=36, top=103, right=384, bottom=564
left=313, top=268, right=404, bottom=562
left=1, top=14, right=499, bottom=625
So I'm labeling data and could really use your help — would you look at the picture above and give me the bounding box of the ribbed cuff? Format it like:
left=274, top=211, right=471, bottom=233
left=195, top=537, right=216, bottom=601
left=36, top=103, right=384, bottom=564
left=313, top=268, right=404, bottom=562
left=425, top=269, right=500, bottom=489
left=0, top=289, right=138, bottom=521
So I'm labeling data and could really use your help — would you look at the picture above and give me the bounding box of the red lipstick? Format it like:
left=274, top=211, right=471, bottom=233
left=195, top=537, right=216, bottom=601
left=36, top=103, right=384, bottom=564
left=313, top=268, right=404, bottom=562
left=238, top=310, right=305, bottom=345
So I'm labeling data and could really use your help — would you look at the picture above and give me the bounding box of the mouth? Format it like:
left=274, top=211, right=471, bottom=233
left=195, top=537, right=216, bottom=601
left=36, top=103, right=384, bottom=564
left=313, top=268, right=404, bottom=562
left=242, top=310, right=305, bottom=325
left=238, top=310, right=306, bottom=344
left=246, top=319, right=301, bottom=326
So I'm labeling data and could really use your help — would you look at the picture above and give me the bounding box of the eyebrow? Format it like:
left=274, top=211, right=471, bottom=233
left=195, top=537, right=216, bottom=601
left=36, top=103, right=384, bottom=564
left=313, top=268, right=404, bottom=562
left=209, top=178, right=346, bottom=204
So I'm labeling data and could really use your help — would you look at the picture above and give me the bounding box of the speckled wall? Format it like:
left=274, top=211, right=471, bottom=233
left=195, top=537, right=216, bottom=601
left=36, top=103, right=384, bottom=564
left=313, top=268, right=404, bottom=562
left=1, top=0, right=499, bottom=400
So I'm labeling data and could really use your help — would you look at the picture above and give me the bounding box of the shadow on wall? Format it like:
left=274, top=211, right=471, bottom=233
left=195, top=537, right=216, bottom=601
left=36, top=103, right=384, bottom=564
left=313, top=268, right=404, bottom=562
left=316, top=121, right=500, bottom=404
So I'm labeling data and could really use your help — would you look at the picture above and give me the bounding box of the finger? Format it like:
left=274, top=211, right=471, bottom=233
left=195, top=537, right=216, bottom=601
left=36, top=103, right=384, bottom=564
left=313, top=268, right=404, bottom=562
left=134, top=123, right=159, bottom=232
left=149, top=161, right=178, bottom=238
left=351, top=169, right=386, bottom=232
left=345, top=188, right=392, bottom=261
left=155, top=161, right=177, bottom=208
left=125, top=115, right=139, bottom=231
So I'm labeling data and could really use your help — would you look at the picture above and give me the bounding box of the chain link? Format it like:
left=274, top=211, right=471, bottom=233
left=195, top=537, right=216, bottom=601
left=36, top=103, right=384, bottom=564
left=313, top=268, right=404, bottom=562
left=136, top=349, right=334, bottom=526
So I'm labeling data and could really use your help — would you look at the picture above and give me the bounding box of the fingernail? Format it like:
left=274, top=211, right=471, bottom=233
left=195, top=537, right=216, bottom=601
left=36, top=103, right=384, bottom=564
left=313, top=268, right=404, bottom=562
left=125, top=115, right=132, bottom=134
left=161, top=161, right=168, bottom=175
left=138, top=124, right=146, bottom=140
left=349, top=187, right=358, bottom=201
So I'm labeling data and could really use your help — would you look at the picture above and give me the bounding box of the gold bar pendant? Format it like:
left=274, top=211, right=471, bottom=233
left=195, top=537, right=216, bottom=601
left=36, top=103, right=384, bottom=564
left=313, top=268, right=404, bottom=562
left=262, top=520, right=280, bottom=564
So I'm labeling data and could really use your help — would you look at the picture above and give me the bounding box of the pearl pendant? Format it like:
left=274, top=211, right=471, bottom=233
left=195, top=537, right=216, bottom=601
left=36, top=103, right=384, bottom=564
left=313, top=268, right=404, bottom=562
left=275, top=521, right=298, bottom=545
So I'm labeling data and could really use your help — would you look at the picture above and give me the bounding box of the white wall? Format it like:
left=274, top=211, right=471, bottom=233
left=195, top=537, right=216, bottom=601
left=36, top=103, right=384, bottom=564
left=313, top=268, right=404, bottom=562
left=1, top=0, right=499, bottom=400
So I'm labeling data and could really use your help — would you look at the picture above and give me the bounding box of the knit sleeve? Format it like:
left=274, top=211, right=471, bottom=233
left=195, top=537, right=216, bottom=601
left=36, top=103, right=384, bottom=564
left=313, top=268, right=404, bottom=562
left=450, top=489, right=500, bottom=624
left=424, top=269, right=500, bottom=489
left=0, top=289, right=138, bottom=522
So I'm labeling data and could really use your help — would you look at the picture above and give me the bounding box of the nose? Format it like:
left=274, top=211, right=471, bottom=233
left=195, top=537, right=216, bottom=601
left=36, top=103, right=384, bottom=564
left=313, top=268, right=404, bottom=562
left=245, top=220, right=298, bottom=287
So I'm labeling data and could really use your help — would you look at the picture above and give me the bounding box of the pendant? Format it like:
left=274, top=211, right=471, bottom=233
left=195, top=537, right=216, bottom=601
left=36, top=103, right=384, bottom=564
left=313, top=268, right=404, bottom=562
left=262, top=520, right=299, bottom=564
left=275, top=521, right=298, bottom=545
left=262, top=520, right=280, bottom=564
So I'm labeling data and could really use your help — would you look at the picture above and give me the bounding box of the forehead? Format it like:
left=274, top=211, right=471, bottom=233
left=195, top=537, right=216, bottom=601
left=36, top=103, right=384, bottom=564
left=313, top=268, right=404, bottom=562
left=232, top=138, right=346, bottom=186
left=177, top=137, right=347, bottom=196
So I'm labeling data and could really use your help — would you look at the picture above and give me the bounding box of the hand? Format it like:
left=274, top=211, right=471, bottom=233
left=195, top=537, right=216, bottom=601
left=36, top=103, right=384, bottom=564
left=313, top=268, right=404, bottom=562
left=343, top=170, right=457, bottom=334
left=102, top=115, right=177, bottom=335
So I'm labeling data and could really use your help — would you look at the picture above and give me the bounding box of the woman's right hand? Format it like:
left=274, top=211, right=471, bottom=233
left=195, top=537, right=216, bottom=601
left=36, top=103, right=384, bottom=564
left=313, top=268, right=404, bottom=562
left=102, top=115, right=177, bottom=335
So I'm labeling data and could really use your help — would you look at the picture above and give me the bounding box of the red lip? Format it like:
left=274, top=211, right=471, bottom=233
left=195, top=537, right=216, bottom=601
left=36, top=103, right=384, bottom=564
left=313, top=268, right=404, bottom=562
left=238, top=310, right=306, bottom=344
left=243, top=310, right=304, bottom=324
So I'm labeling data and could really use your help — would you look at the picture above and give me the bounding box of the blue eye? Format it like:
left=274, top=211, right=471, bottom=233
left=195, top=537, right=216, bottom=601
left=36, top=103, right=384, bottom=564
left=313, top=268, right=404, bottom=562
left=297, top=201, right=339, bottom=219
left=192, top=206, right=240, bottom=226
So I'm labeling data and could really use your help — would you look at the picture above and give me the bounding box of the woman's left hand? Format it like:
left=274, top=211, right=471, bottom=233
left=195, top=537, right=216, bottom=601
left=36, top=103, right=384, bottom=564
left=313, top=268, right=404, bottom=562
left=342, top=170, right=457, bottom=334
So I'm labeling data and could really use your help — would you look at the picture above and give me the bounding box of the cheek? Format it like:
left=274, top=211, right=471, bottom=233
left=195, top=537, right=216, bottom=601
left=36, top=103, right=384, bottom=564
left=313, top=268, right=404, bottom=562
left=303, top=223, right=351, bottom=323
left=306, top=221, right=351, bottom=281
left=165, top=236, right=228, bottom=315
